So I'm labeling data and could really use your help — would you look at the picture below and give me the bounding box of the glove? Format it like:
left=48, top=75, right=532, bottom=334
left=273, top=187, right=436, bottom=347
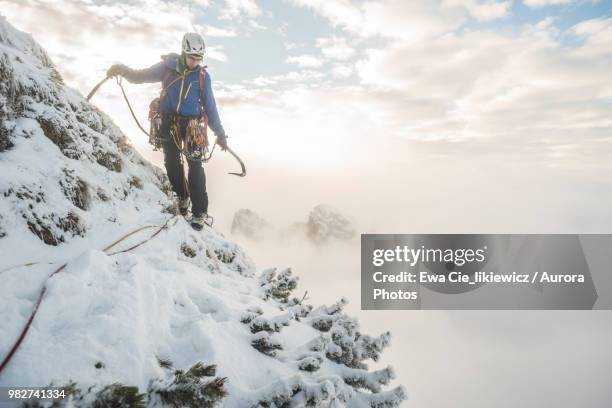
left=216, top=134, right=228, bottom=151
left=106, top=64, right=128, bottom=78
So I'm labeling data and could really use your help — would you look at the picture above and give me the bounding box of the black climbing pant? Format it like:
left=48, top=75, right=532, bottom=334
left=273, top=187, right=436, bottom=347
left=160, top=114, right=208, bottom=216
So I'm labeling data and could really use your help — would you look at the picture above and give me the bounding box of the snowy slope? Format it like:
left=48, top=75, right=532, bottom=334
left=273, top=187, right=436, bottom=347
left=0, top=17, right=406, bottom=407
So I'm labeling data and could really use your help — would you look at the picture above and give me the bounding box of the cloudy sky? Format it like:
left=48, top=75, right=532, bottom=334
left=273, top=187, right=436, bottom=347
left=2, top=0, right=611, bottom=169
left=2, top=1, right=612, bottom=407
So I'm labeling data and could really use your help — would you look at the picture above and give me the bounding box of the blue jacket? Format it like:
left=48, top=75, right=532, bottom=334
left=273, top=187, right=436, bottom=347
left=121, top=54, right=226, bottom=137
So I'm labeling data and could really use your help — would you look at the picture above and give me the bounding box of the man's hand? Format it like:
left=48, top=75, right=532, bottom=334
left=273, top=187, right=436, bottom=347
left=106, top=64, right=128, bottom=78
left=216, top=135, right=228, bottom=151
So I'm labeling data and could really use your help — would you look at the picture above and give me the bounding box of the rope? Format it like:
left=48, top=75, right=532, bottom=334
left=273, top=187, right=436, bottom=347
left=102, top=224, right=159, bottom=252
left=0, top=262, right=56, bottom=275
left=105, top=216, right=178, bottom=256
left=86, top=77, right=109, bottom=101
left=0, top=263, right=67, bottom=376
left=116, top=77, right=150, bottom=138
left=0, top=215, right=177, bottom=377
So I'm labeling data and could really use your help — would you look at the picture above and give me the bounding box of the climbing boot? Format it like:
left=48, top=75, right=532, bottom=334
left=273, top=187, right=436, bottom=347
left=191, top=213, right=213, bottom=230
left=178, top=196, right=190, bottom=216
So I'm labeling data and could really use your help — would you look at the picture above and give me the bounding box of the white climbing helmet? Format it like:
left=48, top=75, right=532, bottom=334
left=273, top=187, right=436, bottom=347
left=182, top=32, right=205, bottom=58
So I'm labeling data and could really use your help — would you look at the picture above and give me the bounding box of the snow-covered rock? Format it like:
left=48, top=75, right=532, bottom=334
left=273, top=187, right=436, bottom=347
left=0, top=17, right=405, bottom=407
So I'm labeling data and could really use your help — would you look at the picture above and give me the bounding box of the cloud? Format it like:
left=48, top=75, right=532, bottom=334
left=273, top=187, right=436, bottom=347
left=289, top=0, right=511, bottom=41
left=290, top=0, right=459, bottom=41
left=316, top=36, right=356, bottom=60
left=201, top=24, right=237, bottom=37
left=286, top=54, right=324, bottom=68
left=249, top=20, right=267, bottom=30
left=461, top=0, right=512, bottom=21
left=219, top=0, right=262, bottom=20
left=206, top=45, right=228, bottom=61
left=352, top=17, right=612, bottom=147
left=523, top=0, right=574, bottom=7
left=569, top=17, right=612, bottom=57
left=284, top=42, right=304, bottom=50
left=331, top=64, right=354, bottom=78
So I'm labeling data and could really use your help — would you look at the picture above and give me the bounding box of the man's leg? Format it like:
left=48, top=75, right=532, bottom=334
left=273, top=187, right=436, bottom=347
left=160, top=117, right=187, bottom=199
left=187, top=159, right=208, bottom=216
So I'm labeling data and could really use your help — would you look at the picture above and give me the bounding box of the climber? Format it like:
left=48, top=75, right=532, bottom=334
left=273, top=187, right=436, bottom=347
left=106, top=32, right=226, bottom=231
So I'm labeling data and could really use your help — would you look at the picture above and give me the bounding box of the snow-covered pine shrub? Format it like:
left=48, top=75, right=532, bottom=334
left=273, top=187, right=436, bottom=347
left=147, top=362, right=226, bottom=408
left=251, top=373, right=405, bottom=408
left=156, top=356, right=173, bottom=370
left=310, top=297, right=349, bottom=332
left=249, top=311, right=294, bottom=333
left=310, top=298, right=390, bottom=370
left=259, top=267, right=299, bottom=303
left=252, top=376, right=337, bottom=407
left=251, top=331, right=283, bottom=357
left=19, top=381, right=78, bottom=407
left=240, top=305, right=264, bottom=324
left=19, top=381, right=145, bottom=408
left=92, top=383, right=145, bottom=408
left=248, top=277, right=406, bottom=407
left=297, top=356, right=322, bottom=372
left=19, top=362, right=227, bottom=408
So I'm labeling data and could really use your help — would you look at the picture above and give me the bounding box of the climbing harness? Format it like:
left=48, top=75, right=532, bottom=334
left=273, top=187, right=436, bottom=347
left=0, top=216, right=178, bottom=377
left=86, top=75, right=246, bottom=177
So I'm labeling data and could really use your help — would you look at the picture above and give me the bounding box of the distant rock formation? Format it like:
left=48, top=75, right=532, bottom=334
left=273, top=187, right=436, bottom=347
left=231, top=205, right=356, bottom=244
left=306, top=204, right=357, bottom=243
left=230, top=209, right=272, bottom=240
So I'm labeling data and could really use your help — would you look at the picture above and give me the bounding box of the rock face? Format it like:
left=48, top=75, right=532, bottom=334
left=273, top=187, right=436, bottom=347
left=307, top=204, right=357, bottom=243
left=0, top=16, right=171, bottom=248
left=0, top=17, right=405, bottom=408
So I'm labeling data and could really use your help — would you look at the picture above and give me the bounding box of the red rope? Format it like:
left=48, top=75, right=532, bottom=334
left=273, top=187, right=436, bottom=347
left=0, top=216, right=177, bottom=377
left=0, top=264, right=65, bottom=374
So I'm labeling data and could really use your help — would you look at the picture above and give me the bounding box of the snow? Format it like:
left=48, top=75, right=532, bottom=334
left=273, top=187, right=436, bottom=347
left=0, top=16, right=405, bottom=407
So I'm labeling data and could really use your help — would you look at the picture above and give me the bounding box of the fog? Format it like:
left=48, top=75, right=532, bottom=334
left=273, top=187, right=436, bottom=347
left=141, top=136, right=612, bottom=408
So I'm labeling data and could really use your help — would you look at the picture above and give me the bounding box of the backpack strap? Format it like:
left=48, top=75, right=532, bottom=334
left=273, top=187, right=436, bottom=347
left=159, top=68, right=182, bottom=103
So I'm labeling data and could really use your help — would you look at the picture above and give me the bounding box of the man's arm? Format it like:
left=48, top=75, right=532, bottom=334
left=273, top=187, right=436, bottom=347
left=107, top=61, right=166, bottom=84
left=203, top=73, right=227, bottom=140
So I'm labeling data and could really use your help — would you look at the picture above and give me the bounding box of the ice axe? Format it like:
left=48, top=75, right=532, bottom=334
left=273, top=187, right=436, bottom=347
left=225, top=146, right=246, bottom=177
